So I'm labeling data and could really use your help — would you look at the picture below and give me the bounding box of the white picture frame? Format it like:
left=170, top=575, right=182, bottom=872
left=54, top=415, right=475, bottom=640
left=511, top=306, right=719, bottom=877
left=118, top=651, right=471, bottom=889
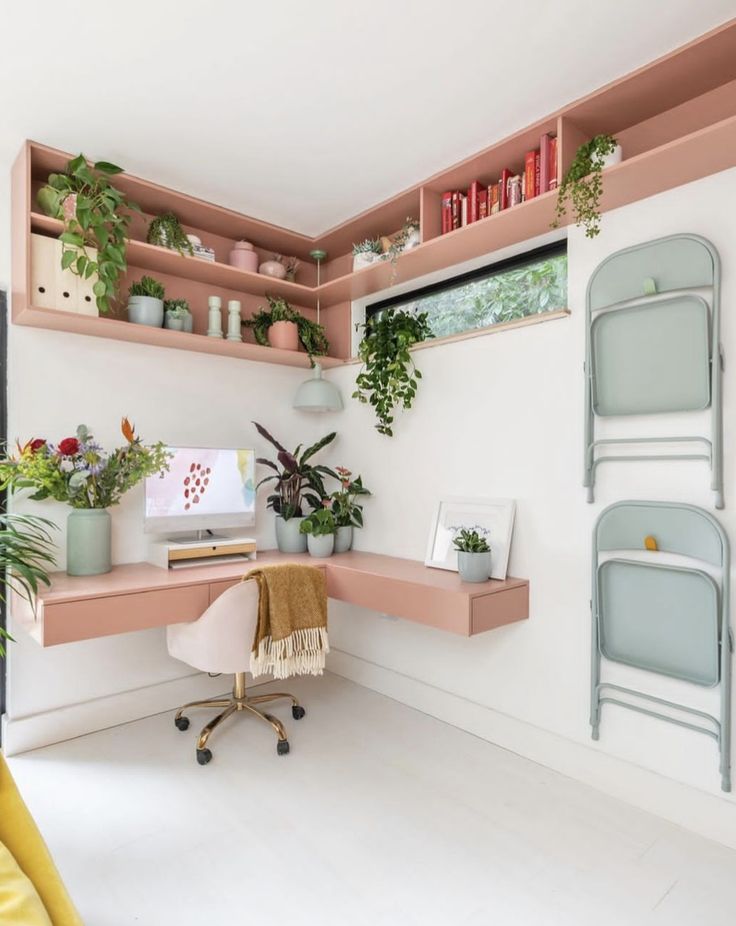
left=425, top=497, right=516, bottom=580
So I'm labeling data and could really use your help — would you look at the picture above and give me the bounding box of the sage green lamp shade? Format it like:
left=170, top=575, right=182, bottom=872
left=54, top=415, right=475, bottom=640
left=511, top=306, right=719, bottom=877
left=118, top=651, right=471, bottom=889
left=293, top=362, right=343, bottom=412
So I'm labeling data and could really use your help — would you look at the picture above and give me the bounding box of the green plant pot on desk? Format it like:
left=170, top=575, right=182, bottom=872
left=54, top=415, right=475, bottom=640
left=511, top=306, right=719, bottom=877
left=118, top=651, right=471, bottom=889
left=0, top=419, right=170, bottom=576
left=253, top=421, right=337, bottom=554
left=453, top=528, right=492, bottom=583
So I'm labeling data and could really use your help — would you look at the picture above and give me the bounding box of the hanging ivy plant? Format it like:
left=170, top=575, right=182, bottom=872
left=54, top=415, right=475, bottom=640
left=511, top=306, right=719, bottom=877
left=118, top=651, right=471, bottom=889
left=552, top=134, right=618, bottom=238
left=353, top=308, right=433, bottom=436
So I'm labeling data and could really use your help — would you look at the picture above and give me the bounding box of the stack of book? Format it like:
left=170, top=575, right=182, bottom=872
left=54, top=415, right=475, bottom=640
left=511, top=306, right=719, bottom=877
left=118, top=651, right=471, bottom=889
left=192, top=244, right=216, bottom=263
left=441, top=133, right=557, bottom=234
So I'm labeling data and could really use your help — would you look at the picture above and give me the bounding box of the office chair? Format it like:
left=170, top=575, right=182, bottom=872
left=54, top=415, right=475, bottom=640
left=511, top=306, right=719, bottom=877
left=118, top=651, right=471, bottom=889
left=167, top=580, right=306, bottom=765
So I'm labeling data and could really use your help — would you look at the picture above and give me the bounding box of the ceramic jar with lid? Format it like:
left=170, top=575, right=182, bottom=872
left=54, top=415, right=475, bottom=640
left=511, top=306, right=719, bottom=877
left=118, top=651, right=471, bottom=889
left=229, top=240, right=259, bottom=273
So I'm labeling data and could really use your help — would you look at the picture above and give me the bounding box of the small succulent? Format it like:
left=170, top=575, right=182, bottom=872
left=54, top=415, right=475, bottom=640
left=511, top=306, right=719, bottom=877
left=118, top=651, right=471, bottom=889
left=352, top=237, right=384, bottom=256
left=129, top=275, right=165, bottom=300
left=164, top=298, right=190, bottom=318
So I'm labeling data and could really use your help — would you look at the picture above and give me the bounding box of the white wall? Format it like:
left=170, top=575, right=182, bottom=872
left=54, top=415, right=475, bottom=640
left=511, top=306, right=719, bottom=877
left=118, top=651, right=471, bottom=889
left=3, top=147, right=736, bottom=844
left=319, top=167, right=736, bottom=838
left=0, top=158, right=316, bottom=734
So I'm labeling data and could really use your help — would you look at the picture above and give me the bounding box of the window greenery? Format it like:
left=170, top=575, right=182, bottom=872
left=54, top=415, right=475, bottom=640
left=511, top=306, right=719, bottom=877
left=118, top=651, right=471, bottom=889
left=368, top=246, right=567, bottom=342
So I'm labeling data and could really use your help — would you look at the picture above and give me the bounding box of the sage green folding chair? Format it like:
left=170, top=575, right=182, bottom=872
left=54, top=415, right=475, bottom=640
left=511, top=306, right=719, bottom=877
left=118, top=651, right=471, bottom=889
left=584, top=234, right=723, bottom=508
left=591, top=501, right=732, bottom=792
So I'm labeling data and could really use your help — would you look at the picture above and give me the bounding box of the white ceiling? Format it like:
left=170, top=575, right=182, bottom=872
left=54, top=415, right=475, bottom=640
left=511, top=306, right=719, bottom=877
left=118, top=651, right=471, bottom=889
left=2, top=0, right=734, bottom=236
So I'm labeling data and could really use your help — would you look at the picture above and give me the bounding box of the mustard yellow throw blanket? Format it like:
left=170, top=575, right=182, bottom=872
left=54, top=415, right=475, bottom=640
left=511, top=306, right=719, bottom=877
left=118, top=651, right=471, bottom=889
left=246, top=564, right=329, bottom=679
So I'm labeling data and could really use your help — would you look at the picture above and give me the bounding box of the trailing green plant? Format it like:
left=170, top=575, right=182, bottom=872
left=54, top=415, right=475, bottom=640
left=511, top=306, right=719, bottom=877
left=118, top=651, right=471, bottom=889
left=331, top=467, right=370, bottom=528
left=0, top=512, right=58, bottom=657
left=386, top=217, right=420, bottom=263
left=552, top=134, right=618, bottom=238
left=452, top=528, right=490, bottom=553
left=243, top=296, right=329, bottom=364
left=299, top=507, right=337, bottom=537
left=352, top=237, right=384, bottom=256
left=36, top=154, right=140, bottom=314
left=164, top=298, right=190, bottom=318
left=147, top=212, right=193, bottom=256
left=253, top=421, right=337, bottom=520
left=353, top=308, right=434, bottom=436
left=129, top=276, right=165, bottom=300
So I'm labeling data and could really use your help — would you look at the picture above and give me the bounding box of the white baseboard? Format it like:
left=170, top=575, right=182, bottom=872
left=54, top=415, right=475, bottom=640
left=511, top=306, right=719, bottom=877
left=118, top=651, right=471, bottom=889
left=1, top=672, right=237, bottom=756
left=327, top=648, right=736, bottom=851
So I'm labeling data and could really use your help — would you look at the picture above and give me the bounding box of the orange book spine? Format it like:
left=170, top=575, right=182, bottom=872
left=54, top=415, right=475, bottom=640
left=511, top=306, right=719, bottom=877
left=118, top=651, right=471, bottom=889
left=524, top=150, right=537, bottom=201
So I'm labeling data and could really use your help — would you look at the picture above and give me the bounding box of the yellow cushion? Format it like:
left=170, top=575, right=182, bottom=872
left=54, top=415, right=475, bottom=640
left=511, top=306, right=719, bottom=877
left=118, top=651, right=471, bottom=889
left=0, top=841, right=52, bottom=925
left=0, top=757, right=82, bottom=925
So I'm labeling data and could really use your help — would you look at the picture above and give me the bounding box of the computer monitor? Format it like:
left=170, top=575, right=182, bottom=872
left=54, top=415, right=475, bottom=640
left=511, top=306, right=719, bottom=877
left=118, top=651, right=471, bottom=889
left=144, top=447, right=256, bottom=537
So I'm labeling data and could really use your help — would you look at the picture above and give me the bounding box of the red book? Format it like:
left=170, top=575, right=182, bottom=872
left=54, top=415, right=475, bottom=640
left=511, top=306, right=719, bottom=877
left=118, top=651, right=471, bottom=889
left=539, top=134, right=553, bottom=193
left=548, top=137, right=558, bottom=190
left=441, top=191, right=453, bottom=234
left=524, top=151, right=537, bottom=201
left=535, top=151, right=541, bottom=196
left=498, top=169, right=512, bottom=211
left=478, top=193, right=488, bottom=220
left=468, top=180, right=484, bottom=224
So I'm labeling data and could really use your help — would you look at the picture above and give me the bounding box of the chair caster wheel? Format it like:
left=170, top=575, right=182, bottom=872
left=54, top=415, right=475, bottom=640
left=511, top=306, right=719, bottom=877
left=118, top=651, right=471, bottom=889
left=291, top=705, right=306, bottom=720
left=196, top=748, right=213, bottom=765
left=277, top=740, right=290, bottom=756
left=175, top=716, right=190, bottom=731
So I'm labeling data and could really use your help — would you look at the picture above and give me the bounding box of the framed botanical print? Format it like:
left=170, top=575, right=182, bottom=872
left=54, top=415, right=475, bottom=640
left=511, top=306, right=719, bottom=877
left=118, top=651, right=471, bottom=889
left=425, top=497, right=516, bottom=580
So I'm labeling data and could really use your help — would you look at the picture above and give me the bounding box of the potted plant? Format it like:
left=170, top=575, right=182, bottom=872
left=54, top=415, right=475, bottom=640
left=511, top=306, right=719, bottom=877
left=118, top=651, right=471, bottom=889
left=127, top=275, right=165, bottom=327
left=0, top=513, right=58, bottom=657
left=164, top=298, right=192, bottom=332
left=353, top=307, right=433, bottom=436
left=147, top=212, right=194, bottom=256
left=331, top=467, right=370, bottom=553
left=243, top=296, right=329, bottom=363
left=552, top=134, right=621, bottom=238
left=299, top=507, right=337, bottom=558
left=453, top=528, right=492, bottom=583
left=352, top=238, right=384, bottom=271
left=36, top=153, right=140, bottom=314
left=0, top=421, right=170, bottom=576
left=253, top=421, right=336, bottom=553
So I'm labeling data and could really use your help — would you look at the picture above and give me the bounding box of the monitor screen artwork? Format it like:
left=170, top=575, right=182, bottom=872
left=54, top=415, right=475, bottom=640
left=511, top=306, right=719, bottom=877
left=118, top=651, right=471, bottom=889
left=144, top=447, right=255, bottom=532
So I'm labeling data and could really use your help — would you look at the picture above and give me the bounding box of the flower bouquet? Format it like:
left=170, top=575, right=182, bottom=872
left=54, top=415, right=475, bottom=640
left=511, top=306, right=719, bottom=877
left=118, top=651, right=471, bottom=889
left=0, top=419, right=170, bottom=575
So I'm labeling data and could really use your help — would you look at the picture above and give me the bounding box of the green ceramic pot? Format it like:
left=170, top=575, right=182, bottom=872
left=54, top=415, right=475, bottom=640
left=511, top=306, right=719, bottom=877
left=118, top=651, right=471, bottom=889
left=67, top=509, right=112, bottom=576
left=457, top=550, right=491, bottom=583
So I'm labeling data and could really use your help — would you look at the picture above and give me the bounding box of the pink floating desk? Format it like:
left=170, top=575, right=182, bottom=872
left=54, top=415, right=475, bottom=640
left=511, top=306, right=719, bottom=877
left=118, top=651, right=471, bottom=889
left=12, top=551, right=529, bottom=646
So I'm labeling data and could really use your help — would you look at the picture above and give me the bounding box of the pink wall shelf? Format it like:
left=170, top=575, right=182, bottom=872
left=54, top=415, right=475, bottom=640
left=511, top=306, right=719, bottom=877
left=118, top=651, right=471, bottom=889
left=12, top=19, right=736, bottom=365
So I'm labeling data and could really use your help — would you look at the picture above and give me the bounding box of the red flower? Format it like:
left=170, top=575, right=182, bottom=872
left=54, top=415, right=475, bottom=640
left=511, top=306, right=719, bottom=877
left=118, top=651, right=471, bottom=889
left=58, top=437, right=80, bottom=456
left=30, top=438, right=46, bottom=452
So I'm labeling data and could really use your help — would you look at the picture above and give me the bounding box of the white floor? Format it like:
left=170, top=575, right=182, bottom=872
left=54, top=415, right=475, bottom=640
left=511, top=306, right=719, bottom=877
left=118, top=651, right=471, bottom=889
left=7, top=674, right=736, bottom=925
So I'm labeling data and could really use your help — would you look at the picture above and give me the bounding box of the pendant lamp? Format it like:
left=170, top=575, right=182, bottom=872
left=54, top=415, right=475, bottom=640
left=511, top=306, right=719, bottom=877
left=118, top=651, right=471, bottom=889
left=293, top=249, right=343, bottom=412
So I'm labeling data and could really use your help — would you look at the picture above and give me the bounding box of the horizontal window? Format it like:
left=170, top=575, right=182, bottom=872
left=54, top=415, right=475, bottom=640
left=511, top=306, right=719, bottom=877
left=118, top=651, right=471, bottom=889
left=367, top=243, right=567, bottom=340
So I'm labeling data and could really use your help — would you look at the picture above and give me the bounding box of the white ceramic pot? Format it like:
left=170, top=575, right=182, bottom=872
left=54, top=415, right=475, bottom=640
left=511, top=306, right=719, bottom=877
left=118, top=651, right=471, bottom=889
left=275, top=516, right=307, bottom=553
left=334, top=525, right=353, bottom=554
left=128, top=296, right=164, bottom=327
left=165, top=314, right=185, bottom=331
left=601, top=144, right=623, bottom=169
left=307, top=533, right=334, bottom=558
left=353, top=252, right=380, bottom=271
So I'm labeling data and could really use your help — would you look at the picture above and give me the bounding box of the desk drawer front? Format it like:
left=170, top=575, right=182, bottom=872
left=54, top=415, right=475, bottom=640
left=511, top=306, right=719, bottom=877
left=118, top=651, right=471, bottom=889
left=44, top=584, right=209, bottom=645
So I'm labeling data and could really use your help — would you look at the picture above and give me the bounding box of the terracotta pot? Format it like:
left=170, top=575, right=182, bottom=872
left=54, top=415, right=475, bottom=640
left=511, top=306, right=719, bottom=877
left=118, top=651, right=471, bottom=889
left=229, top=240, right=259, bottom=273
left=269, top=320, right=299, bottom=351
left=259, top=259, right=287, bottom=279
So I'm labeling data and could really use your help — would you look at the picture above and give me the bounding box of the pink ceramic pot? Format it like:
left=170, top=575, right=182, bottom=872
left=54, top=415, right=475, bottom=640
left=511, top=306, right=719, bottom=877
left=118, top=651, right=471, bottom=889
left=259, top=259, right=287, bottom=280
left=269, top=320, right=299, bottom=351
left=229, top=240, right=259, bottom=273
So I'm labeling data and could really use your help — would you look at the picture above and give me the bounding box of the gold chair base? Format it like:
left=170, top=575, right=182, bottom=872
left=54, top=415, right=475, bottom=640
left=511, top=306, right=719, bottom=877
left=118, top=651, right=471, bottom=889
left=174, top=673, right=304, bottom=762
